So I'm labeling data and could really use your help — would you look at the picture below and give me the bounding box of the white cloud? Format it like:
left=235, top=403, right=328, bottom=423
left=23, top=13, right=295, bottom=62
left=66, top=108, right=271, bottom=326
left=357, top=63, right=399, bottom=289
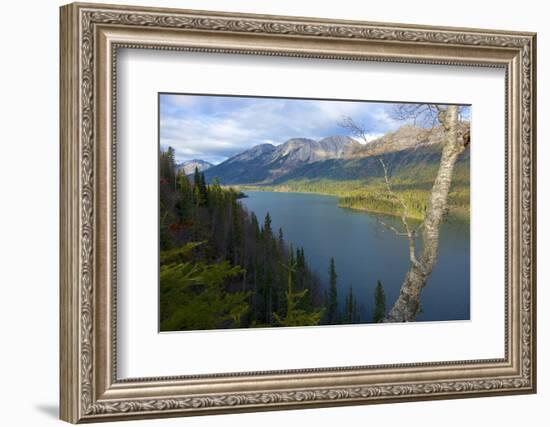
left=162, top=94, right=198, bottom=109
left=363, top=132, right=385, bottom=143
left=315, top=100, right=364, bottom=120
left=159, top=95, right=405, bottom=163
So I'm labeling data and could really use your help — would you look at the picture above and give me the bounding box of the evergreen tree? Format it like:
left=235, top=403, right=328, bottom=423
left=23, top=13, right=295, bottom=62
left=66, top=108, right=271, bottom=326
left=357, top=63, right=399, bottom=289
left=297, top=248, right=305, bottom=270
left=373, top=280, right=386, bottom=323
left=192, top=167, right=205, bottom=205
left=166, top=146, right=175, bottom=162
left=199, top=172, right=208, bottom=204
left=327, top=257, right=338, bottom=324
left=228, top=195, right=243, bottom=265
left=273, top=243, right=323, bottom=327
left=159, top=146, right=176, bottom=185
left=167, top=147, right=176, bottom=188
left=296, top=247, right=305, bottom=290
left=160, top=242, right=250, bottom=331
left=208, top=177, right=222, bottom=203
left=278, top=228, right=284, bottom=248
left=159, top=147, right=179, bottom=250
left=264, top=212, right=273, bottom=238
left=176, top=171, right=193, bottom=218
left=193, top=166, right=201, bottom=188
left=250, top=212, right=260, bottom=241
left=288, top=243, right=295, bottom=269
left=178, top=170, right=191, bottom=194
left=263, top=212, right=273, bottom=239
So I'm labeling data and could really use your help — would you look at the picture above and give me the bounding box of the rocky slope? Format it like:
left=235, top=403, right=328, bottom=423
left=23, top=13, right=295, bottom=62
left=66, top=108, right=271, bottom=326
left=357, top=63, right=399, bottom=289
left=204, top=136, right=360, bottom=184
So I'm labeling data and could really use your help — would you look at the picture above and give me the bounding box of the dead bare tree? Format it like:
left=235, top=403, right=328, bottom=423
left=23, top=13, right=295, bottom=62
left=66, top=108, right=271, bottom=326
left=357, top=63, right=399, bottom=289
left=337, top=116, right=371, bottom=143
left=340, top=104, right=470, bottom=322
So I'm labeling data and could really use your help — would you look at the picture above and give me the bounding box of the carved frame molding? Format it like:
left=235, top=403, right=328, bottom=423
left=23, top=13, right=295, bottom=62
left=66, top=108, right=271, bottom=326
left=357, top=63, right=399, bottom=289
left=60, top=2, right=536, bottom=423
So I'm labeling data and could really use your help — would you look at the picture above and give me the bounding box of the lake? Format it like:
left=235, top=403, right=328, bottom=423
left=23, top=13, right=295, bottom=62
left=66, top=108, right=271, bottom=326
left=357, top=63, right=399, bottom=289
left=240, top=190, right=470, bottom=323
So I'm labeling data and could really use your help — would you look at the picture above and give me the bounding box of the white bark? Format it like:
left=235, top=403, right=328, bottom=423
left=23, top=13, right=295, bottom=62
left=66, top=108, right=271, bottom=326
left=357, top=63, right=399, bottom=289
left=386, top=105, right=468, bottom=322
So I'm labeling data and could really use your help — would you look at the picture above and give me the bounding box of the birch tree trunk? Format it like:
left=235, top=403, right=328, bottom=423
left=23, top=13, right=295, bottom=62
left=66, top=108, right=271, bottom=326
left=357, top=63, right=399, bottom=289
left=385, top=105, right=468, bottom=322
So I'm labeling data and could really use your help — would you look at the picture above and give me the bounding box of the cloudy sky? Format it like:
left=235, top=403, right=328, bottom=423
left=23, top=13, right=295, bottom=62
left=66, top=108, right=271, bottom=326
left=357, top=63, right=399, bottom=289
left=159, top=93, right=469, bottom=165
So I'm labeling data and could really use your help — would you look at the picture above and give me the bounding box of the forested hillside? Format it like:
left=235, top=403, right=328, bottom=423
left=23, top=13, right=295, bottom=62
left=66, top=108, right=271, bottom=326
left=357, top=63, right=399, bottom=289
left=248, top=144, right=470, bottom=220
left=159, top=147, right=378, bottom=331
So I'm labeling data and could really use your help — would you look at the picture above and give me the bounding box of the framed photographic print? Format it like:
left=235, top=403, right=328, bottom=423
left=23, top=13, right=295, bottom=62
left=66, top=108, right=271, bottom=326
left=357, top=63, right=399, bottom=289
left=60, top=2, right=537, bottom=423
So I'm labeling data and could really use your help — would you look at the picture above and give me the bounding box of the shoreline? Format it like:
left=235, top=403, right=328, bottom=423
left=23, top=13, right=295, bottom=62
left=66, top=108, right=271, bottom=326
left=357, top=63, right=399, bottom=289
left=237, top=186, right=470, bottom=223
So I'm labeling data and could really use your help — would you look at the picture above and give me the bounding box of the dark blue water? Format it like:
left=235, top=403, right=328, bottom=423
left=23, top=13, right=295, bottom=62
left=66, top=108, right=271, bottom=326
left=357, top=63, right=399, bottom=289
left=240, top=191, right=470, bottom=323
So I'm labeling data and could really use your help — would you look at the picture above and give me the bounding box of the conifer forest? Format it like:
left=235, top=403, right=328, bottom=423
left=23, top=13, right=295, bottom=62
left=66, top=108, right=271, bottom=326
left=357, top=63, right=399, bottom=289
left=159, top=147, right=379, bottom=331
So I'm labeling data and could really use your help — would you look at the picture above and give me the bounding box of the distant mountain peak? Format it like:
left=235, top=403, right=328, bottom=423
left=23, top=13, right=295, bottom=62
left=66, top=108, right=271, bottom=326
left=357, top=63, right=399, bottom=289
left=176, top=159, right=213, bottom=175
left=319, top=135, right=360, bottom=144
left=204, top=135, right=361, bottom=184
left=226, top=143, right=276, bottom=164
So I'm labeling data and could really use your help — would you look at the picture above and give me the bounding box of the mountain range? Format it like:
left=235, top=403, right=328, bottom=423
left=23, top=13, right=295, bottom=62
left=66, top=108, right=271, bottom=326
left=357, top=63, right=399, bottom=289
left=203, top=136, right=359, bottom=184
left=202, top=124, right=469, bottom=185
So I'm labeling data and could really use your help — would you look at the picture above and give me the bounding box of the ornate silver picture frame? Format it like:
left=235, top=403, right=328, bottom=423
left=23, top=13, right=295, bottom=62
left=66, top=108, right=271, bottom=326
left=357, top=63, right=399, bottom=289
left=60, top=2, right=536, bottom=423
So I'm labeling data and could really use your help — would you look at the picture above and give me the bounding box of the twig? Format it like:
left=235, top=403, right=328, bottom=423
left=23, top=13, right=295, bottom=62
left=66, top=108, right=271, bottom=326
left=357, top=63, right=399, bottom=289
left=375, top=216, right=408, bottom=236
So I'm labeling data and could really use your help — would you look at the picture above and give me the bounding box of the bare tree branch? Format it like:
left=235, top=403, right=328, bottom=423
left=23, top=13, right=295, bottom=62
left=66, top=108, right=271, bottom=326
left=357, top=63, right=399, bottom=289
left=337, top=115, right=371, bottom=144
left=390, top=103, right=441, bottom=141
left=379, top=159, right=420, bottom=267
left=374, top=215, right=408, bottom=237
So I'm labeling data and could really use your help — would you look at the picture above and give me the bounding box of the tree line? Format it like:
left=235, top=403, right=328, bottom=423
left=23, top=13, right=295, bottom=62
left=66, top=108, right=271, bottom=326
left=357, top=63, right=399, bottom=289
left=159, top=147, right=387, bottom=331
